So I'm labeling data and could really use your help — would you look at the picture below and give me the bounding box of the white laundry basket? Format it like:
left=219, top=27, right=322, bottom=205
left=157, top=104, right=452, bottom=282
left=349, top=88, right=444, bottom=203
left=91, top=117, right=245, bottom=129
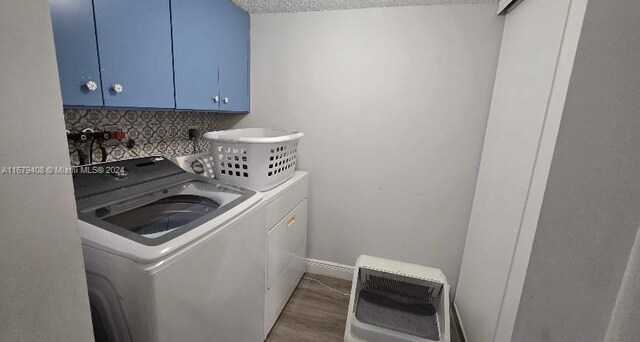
left=203, top=128, right=304, bottom=191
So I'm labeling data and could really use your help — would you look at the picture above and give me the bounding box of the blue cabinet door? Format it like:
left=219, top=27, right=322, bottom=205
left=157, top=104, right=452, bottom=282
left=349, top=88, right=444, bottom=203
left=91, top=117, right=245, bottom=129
left=171, top=0, right=223, bottom=111
left=93, top=0, right=175, bottom=108
left=50, top=0, right=103, bottom=106
left=218, top=0, right=250, bottom=113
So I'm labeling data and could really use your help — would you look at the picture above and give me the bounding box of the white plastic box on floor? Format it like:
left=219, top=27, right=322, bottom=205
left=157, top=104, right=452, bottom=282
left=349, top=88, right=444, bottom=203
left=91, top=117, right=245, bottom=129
left=345, top=255, right=451, bottom=342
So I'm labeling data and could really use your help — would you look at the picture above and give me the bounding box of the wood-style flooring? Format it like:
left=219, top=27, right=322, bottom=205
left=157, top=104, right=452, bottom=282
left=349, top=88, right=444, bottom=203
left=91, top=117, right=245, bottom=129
left=266, top=273, right=466, bottom=342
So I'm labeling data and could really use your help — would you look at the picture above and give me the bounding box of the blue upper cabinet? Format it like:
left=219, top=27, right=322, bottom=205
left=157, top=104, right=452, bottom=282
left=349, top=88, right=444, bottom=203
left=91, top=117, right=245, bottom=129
left=50, top=0, right=103, bottom=106
left=49, top=0, right=248, bottom=111
left=172, top=0, right=250, bottom=112
left=218, top=0, right=250, bottom=113
left=171, top=0, right=223, bottom=111
left=93, top=0, right=175, bottom=108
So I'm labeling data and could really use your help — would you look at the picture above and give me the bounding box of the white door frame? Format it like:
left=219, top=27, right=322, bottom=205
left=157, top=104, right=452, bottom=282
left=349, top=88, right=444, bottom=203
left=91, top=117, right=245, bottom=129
left=492, top=0, right=588, bottom=340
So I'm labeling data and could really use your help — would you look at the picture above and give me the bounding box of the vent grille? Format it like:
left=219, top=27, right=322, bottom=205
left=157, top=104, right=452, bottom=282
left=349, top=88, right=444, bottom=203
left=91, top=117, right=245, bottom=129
left=358, top=267, right=443, bottom=304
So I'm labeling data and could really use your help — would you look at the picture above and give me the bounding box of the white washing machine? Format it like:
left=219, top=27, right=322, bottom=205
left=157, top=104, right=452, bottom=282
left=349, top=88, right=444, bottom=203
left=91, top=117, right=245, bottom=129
left=73, top=156, right=266, bottom=342
left=174, top=153, right=309, bottom=338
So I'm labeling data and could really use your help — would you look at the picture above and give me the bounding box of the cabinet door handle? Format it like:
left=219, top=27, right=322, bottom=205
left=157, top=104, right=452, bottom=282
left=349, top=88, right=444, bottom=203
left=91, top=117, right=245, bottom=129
left=223, top=97, right=229, bottom=104
left=112, top=83, right=123, bottom=94
left=287, top=215, right=296, bottom=228
left=212, top=96, right=220, bottom=103
left=85, top=80, right=98, bottom=92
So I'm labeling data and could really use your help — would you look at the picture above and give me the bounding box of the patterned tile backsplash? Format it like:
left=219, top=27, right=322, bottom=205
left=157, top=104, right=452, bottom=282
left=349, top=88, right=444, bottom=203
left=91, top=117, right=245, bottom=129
left=64, top=108, right=219, bottom=165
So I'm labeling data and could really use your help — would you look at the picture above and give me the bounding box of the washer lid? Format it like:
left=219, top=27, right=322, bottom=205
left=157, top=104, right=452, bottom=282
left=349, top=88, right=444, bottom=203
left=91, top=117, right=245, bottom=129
left=73, top=156, right=257, bottom=247
left=102, top=194, right=220, bottom=239
left=77, top=179, right=254, bottom=246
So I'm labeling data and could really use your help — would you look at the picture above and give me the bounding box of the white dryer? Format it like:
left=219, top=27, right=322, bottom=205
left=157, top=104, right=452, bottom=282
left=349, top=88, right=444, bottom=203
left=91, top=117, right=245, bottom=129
left=261, top=172, right=308, bottom=337
left=73, top=156, right=265, bottom=342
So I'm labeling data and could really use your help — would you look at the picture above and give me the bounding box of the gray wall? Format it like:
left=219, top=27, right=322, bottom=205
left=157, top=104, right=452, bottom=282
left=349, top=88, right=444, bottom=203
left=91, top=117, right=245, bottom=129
left=225, top=4, right=504, bottom=290
left=0, top=1, right=94, bottom=341
left=513, top=0, right=640, bottom=340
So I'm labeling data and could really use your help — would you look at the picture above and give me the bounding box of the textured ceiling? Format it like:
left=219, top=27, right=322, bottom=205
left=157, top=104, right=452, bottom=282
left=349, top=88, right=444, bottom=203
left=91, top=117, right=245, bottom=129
left=233, top=0, right=496, bottom=13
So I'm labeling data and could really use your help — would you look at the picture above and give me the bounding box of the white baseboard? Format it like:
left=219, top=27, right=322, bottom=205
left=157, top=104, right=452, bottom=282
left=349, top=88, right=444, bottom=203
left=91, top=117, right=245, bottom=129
left=453, top=302, right=469, bottom=342
left=305, top=258, right=354, bottom=281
